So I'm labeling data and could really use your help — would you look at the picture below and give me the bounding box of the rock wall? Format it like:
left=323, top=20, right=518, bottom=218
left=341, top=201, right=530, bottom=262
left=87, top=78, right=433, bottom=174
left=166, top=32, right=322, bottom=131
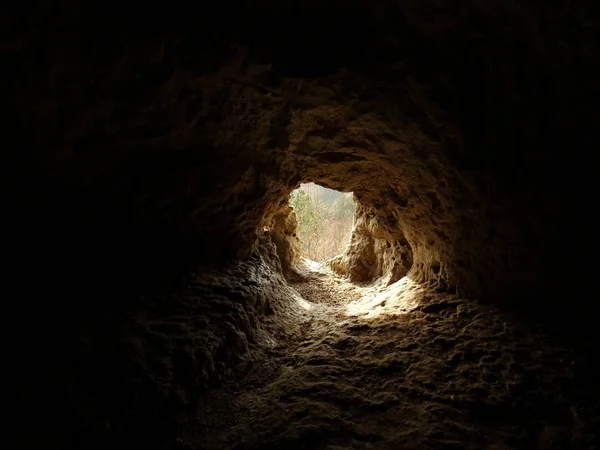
left=6, top=235, right=300, bottom=449
left=4, top=1, right=595, bottom=303
left=329, top=202, right=413, bottom=285
left=264, top=202, right=302, bottom=280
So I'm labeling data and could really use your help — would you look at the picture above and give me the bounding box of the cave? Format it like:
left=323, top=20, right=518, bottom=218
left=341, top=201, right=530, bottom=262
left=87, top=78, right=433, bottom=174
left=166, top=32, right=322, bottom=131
left=3, top=1, right=599, bottom=449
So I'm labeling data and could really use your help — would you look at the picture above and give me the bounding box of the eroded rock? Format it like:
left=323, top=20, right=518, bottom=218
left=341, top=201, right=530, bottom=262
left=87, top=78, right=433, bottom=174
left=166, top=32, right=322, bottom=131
left=329, top=202, right=413, bottom=285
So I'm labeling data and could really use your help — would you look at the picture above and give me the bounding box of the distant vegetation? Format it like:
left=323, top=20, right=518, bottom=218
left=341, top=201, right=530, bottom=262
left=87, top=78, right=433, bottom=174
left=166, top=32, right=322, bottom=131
left=290, top=183, right=356, bottom=262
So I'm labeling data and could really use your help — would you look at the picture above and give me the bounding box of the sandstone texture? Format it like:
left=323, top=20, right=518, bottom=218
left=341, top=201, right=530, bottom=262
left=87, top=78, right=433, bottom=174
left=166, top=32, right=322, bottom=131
left=4, top=1, right=597, bottom=303
left=265, top=203, right=302, bottom=280
left=199, top=263, right=600, bottom=449
left=329, top=202, right=414, bottom=285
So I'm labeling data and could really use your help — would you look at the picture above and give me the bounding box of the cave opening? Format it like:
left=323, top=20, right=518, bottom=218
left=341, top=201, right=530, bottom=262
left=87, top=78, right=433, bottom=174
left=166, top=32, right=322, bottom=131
left=5, top=1, right=600, bottom=449
left=259, top=176, right=424, bottom=334
left=289, top=183, right=356, bottom=263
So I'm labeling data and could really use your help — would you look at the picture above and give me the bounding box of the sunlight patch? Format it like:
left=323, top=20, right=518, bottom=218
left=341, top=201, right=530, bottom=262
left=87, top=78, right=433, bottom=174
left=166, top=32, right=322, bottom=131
left=345, top=277, right=422, bottom=319
left=303, top=258, right=323, bottom=272
left=296, top=296, right=313, bottom=311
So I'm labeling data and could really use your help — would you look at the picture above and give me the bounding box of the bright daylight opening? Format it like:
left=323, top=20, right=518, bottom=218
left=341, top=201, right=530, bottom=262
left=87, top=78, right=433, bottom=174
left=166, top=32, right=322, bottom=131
left=290, top=183, right=356, bottom=262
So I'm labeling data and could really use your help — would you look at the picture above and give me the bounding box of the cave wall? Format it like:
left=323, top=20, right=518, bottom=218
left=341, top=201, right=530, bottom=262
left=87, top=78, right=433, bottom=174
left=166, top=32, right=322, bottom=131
left=4, top=0, right=596, bottom=304
left=265, top=202, right=302, bottom=280
left=330, top=201, right=414, bottom=285
left=6, top=234, right=299, bottom=449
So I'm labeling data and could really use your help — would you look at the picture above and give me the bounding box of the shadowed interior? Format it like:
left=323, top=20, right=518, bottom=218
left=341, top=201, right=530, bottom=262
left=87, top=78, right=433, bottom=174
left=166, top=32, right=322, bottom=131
left=2, top=1, right=599, bottom=449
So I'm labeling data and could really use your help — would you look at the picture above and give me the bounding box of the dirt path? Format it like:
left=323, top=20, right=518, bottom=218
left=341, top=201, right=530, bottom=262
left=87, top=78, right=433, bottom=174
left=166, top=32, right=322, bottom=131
left=196, top=261, right=599, bottom=449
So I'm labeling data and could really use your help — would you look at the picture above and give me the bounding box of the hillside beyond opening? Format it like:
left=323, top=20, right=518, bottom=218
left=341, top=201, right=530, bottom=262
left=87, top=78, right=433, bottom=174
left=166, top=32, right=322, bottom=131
left=290, top=183, right=356, bottom=262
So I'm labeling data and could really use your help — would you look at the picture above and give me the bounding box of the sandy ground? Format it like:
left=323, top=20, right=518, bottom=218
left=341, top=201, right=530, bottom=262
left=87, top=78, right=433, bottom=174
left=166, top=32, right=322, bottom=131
left=195, top=260, right=599, bottom=449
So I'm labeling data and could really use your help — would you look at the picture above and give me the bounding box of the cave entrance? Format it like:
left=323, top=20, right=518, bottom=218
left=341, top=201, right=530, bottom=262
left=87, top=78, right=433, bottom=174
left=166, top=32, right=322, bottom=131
left=290, top=183, right=356, bottom=262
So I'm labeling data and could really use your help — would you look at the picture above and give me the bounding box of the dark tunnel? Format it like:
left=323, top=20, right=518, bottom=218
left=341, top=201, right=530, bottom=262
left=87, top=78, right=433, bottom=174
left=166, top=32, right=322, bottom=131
left=2, top=1, right=599, bottom=449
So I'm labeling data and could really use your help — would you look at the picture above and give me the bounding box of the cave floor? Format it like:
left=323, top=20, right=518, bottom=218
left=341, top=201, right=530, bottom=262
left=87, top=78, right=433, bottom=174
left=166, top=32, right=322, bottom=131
left=195, top=261, right=599, bottom=449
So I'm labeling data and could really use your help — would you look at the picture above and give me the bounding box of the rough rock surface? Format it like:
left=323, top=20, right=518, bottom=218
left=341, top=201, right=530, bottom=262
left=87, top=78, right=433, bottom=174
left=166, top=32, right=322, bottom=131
left=197, top=263, right=600, bottom=449
left=265, top=203, right=302, bottom=281
left=2, top=1, right=599, bottom=449
left=330, top=202, right=414, bottom=285
left=7, top=237, right=301, bottom=449
left=4, top=1, right=597, bottom=303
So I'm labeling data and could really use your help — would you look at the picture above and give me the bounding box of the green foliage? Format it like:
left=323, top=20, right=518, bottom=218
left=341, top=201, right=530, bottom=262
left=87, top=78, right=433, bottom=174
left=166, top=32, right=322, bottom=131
left=331, top=193, right=356, bottom=222
left=291, top=189, right=321, bottom=240
left=290, top=185, right=356, bottom=261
